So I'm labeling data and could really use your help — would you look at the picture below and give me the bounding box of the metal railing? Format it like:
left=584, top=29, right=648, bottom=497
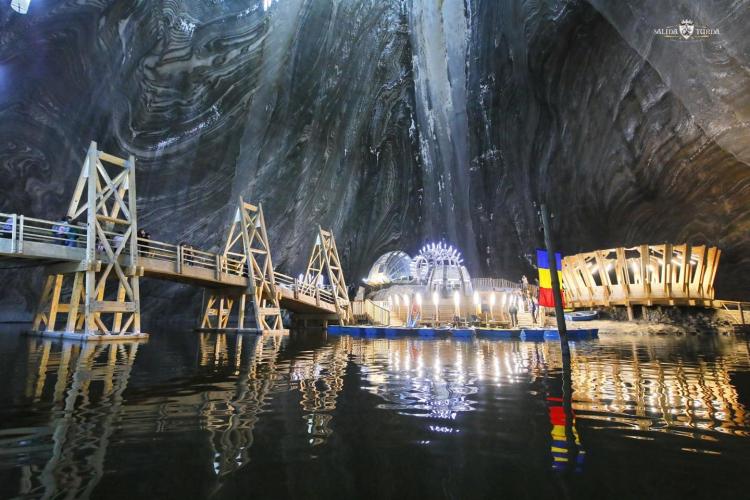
left=471, top=277, right=521, bottom=290
left=1, top=212, right=342, bottom=314
left=275, top=271, right=336, bottom=305
left=0, top=212, right=248, bottom=279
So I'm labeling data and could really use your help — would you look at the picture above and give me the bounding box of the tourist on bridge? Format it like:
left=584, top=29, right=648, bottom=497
left=53, top=215, right=77, bottom=247
left=1, top=215, right=12, bottom=238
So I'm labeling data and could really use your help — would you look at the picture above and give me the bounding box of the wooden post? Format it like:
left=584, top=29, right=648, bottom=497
left=112, top=282, right=126, bottom=333
left=84, top=142, right=98, bottom=335
left=126, top=154, right=141, bottom=334
left=640, top=245, right=650, bottom=302
left=65, top=272, right=84, bottom=332
left=238, top=294, right=246, bottom=329
left=46, top=275, right=64, bottom=332
left=32, top=276, right=55, bottom=332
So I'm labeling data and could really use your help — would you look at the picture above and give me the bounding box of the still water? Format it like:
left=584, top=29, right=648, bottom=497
left=0, top=328, right=749, bottom=499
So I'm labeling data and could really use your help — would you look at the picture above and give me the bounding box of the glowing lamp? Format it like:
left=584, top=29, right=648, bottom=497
left=10, top=0, right=30, bottom=14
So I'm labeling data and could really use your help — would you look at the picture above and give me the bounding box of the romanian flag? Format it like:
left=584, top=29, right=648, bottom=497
left=537, top=249, right=564, bottom=308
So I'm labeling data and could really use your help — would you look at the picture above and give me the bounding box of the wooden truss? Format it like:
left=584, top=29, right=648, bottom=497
left=33, top=141, right=142, bottom=337
left=201, top=198, right=284, bottom=332
left=304, top=226, right=353, bottom=325
left=561, top=243, right=721, bottom=311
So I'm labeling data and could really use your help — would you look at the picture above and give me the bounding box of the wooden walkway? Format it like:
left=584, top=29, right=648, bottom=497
left=0, top=142, right=353, bottom=340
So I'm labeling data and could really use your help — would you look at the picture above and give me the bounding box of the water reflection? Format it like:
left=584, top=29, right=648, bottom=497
left=0, top=332, right=749, bottom=498
left=195, top=333, right=285, bottom=476
left=2, top=338, right=142, bottom=499
left=569, top=336, right=750, bottom=438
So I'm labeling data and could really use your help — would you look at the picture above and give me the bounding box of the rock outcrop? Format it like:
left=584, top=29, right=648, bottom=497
left=0, top=0, right=748, bottom=320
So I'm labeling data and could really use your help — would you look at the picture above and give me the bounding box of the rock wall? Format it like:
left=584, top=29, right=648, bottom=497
left=0, top=0, right=748, bottom=320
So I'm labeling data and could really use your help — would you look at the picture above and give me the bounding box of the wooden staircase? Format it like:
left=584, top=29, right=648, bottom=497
left=516, top=310, right=537, bottom=328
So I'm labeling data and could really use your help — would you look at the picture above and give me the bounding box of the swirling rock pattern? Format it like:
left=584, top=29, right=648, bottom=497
left=0, top=0, right=748, bottom=320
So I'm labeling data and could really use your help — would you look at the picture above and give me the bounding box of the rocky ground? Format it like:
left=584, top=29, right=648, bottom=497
left=569, top=306, right=741, bottom=335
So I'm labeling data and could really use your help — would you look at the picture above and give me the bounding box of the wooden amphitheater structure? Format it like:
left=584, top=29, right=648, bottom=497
left=0, top=142, right=354, bottom=340
left=560, top=243, right=747, bottom=323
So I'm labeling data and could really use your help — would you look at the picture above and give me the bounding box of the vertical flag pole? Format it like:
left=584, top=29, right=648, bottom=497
left=540, top=204, right=568, bottom=340
left=539, top=203, right=576, bottom=465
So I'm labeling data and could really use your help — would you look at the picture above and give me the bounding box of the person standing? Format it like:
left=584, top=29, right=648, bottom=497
left=508, top=295, right=519, bottom=328
left=53, top=215, right=75, bottom=247
left=531, top=298, right=538, bottom=325
left=1, top=215, right=12, bottom=238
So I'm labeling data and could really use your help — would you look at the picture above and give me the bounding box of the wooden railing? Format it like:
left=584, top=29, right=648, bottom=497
left=719, top=300, right=749, bottom=326
left=352, top=299, right=391, bottom=325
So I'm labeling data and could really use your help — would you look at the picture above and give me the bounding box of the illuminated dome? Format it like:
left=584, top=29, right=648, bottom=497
left=414, top=242, right=471, bottom=292
left=365, top=251, right=412, bottom=285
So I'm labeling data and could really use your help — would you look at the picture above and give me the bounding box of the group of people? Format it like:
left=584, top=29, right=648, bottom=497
left=1, top=213, right=155, bottom=252
left=53, top=215, right=80, bottom=247
left=507, top=275, right=540, bottom=328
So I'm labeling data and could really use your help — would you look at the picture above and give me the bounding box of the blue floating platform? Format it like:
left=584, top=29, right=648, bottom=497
left=476, top=328, right=519, bottom=339
left=543, top=328, right=599, bottom=340
left=519, top=328, right=599, bottom=341
left=326, top=325, right=356, bottom=335
left=451, top=328, right=475, bottom=338
left=362, top=327, right=379, bottom=337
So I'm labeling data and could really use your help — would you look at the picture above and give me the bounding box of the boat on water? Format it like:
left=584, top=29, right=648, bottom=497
left=564, top=310, right=598, bottom=321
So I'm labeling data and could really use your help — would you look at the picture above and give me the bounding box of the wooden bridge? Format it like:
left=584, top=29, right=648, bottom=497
left=0, top=142, right=353, bottom=340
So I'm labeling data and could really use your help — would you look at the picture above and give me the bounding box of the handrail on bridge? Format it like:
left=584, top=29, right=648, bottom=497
left=1, top=211, right=251, bottom=279
left=274, top=271, right=336, bottom=305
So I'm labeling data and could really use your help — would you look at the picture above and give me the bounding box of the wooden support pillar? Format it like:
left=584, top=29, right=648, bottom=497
left=65, top=272, right=84, bottom=332
left=32, top=276, right=55, bottom=332
left=112, top=282, right=126, bottom=333
left=46, top=275, right=64, bottom=332
left=626, top=304, right=634, bottom=321
left=238, top=294, right=246, bottom=329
